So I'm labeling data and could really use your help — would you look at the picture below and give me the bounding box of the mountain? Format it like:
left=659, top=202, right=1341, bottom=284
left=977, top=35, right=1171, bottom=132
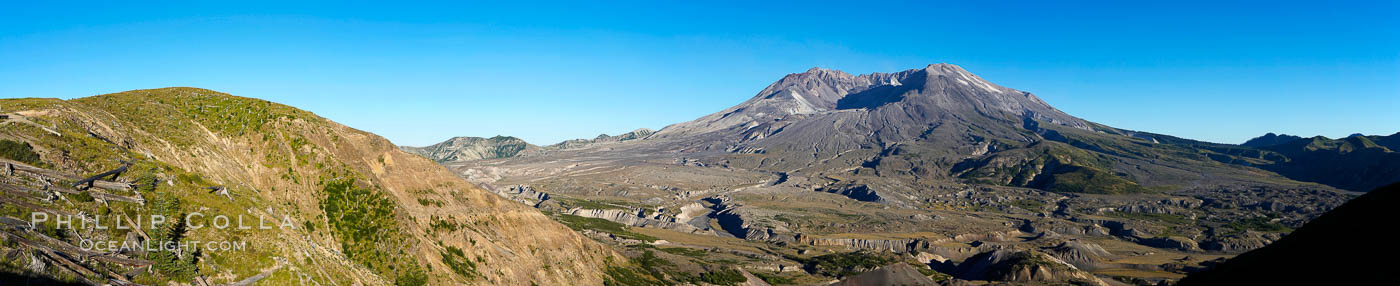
left=0, top=88, right=620, bottom=285
left=642, top=64, right=1314, bottom=193
left=404, top=129, right=655, bottom=163
left=402, top=135, right=541, bottom=162
left=1371, top=132, right=1400, bottom=150
left=1240, top=133, right=1304, bottom=148
left=649, top=64, right=1092, bottom=169
left=1233, top=133, right=1400, bottom=191
left=1177, top=182, right=1400, bottom=285
left=1255, top=135, right=1400, bottom=191
left=549, top=128, right=655, bottom=150
left=429, top=64, right=1359, bottom=285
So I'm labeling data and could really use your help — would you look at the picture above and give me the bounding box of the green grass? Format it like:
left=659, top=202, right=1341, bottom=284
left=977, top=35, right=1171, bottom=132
left=908, top=262, right=952, bottom=281
left=634, top=250, right=670, bottom=281
left=794, top=251, right=896, bottom=278
left=752, top=272, right=796, bottom=285
left=1008, top=199, right=1045, bottom=211
left=1225, top=216, right=1292, bottom=233
left=554, top=214, right=657, bottom=242
left=602, top=262, right=664, bottom=286
left=71, top=88, right=316, bottom=146
left=690, top=268, right=747, bottom=286
left=658, top=247, right=707, bottom=259
left=1040, top=166, right=1148, bottom=194
left=956, top=142, right=1150, bottom=195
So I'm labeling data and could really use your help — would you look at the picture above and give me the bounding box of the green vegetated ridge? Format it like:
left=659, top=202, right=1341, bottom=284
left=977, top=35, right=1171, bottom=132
left=2, top=87, right=620, bottom=285
left=953, top=140, right=1148, bottom=194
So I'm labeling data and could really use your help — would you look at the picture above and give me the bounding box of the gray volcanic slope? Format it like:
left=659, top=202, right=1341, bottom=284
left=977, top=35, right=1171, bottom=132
left=651, top=64, right=1088, bottom=164
left=615, top=63, right=1289, bottom=192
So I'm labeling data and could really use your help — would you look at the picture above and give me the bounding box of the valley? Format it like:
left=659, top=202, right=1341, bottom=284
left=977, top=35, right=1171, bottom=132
left=411, top=64, right=1384, bottom=285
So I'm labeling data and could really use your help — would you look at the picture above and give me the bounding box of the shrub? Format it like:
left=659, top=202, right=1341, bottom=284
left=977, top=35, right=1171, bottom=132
left=440, top=246, right=480, bottom=279
left=694, top=268, right=747, bottom=285
left=319, top=178, right=425, bottom=284
left=0, top=139, right=42, bottom=166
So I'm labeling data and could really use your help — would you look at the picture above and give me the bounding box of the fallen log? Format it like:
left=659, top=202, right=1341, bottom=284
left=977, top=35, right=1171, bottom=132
left=37, top=246, right=102, bottom=278
left=4, top=179, right=143, bottom=205
left=91, top=180, right=134, bottom=191
left=3, top=159, right=134, bottom=191
left=3, top=159, right=74, bottom=181
left=73, top=162, right=131, bottom=190
left=2, top=229, right=155, bottom=267
left=0, top=216, right=29, bottom=228
left=0, top=182, right=52, bottom=200
left=35, top=252, right=102, bottom=286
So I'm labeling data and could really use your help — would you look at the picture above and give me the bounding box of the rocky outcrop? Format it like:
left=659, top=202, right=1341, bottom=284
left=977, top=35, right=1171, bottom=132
left=1140, top=236, right=1202, bottom=252
left=953, top=249, right=1108, bottom=286
left=490, top=184, right=550, bottom=206
left=1020, top=220, right=1111, bottom=237
left=1199, top=232, right=1281, bottom=252
left=815, top=184, right=884, bottom=202
left=1046, top=240, right=1112, bottom=270
left=834, top=263, right=939, bottom=286
left=564, top=208, right=708, bottom=234
left=1096, top=197, right=1203, bottom=214
left=798, top=235, right=929, bottom=254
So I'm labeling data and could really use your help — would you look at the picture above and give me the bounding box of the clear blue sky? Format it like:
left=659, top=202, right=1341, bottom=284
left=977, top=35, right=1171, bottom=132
left=2, top=1, right=1396, bottom=146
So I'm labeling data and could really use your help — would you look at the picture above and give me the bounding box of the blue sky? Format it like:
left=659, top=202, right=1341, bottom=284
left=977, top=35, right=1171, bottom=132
left=1, top=1, right=1396, bottom=146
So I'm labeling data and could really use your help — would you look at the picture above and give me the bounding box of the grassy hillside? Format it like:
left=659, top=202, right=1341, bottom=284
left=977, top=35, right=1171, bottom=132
left=1, top=87, right=621, bottom=285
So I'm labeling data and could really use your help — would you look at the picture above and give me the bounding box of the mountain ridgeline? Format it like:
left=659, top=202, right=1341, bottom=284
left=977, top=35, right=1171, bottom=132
left=0, top=88, right=621, bottom=285
left=402, top=128, right=655, bottom=162
left=401, top=136, right=541, bottom=162
left=1235, top=132, right=1400, bottom=191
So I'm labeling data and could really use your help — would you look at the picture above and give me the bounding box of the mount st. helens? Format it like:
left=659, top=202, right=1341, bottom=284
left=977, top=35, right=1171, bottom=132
left=417, top=64, right=1371, bottom=285
left=0, top=88, right=626, bottom=285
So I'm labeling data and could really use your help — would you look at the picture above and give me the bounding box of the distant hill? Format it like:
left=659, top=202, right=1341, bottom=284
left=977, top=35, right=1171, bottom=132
left=549, top=128, right=654, bottom=150
left=405, top=128, right=654, bottom=163
left=1236, top=133, right=1400, bottom=191
left=402, top=135, right=541, bottom=162
left=1240, top=132, right=1304, bottom=148
left=1178, top=182, right=1400, bottom=285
